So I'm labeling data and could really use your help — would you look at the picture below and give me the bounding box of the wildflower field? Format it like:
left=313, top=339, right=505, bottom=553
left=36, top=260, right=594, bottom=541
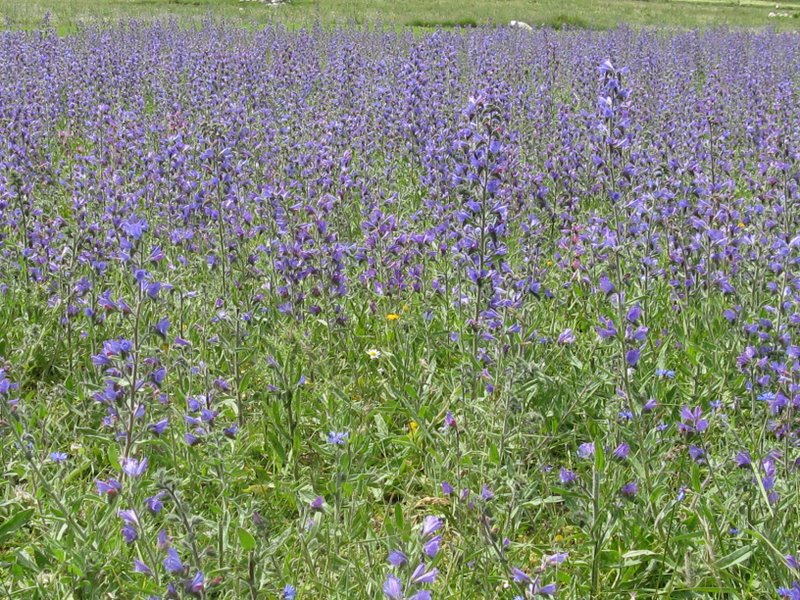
left=1, top=21, right=800, bottom=600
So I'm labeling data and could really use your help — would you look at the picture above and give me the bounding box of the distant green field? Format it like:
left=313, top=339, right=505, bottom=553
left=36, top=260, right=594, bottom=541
left=1, top=0, right=800, bottom=32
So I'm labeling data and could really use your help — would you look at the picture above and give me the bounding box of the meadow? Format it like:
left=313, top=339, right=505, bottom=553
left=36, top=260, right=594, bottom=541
left=1, top=18, right=800, bottom=600
left=2, top=0, right=800, bottom=32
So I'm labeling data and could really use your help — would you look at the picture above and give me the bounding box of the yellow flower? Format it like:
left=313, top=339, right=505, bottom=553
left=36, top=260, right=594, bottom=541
left=408, top=420, right=418, bottom=433
left=738, top=221, right=745, bottom=228
left=386, top=313, right=400, bottom=321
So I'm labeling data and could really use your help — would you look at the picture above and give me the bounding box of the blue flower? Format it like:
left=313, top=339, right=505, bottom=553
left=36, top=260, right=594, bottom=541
left=95, top=478, right=122, bottom=497
left=423, top=535, right=442, bottom=558
left=185, top=571, right=204, bottom=596
left=154, top=317, right=170, bottom=338
left=148, top=419, right=169, bottom=436
left=383, top=573, right=403, bottom=599
left=421, top=515, right=443, bottom=537
left=559, top=468, right=578, bottom=484
left=49, top=451, right=68, bottom=463
left=388, top=550, right=408, bottom=567
left=577, top=442, right=595, bottom=459
left=122, top=216, right=148, bottom=240
left=409, top=563, right=438, bottom=584
left=145, top=491, right=165, bottom=513
left=326, top=431, right=349, bottom=445
left=133, top=559, right=152, bottom=575
left=163, top=548, right=184, bottom=574
left=282, top=584, right=297, bottom=599
left=121, top=457, right=148, bottom=478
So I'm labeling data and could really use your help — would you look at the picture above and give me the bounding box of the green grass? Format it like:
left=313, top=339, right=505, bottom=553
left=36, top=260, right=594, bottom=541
left=1, top=0, right=800, bottom=32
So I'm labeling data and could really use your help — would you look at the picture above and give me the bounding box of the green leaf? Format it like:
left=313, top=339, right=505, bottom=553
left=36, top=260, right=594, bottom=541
left=394, top=503, right=404, bottom=532
left=373, top=413, right=388, bottom=438
left=0, top=508, right=34, bottom=544
left=714, top=544, right=753, bottom=570
left=237, top=527, right=256, bottom=552
left=594, top=439, right=605, bottom=472
left=488, top=443, right=500, bottom=465
left=622, top=549, right=659, bottom=567
left=14, top=549, right=38, bottom=573
left=522, top=496, right=564, bottom=507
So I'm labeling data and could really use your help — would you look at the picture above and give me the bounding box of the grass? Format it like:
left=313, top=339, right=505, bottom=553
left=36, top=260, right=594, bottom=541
left=1, top=0, right=800, bottom=32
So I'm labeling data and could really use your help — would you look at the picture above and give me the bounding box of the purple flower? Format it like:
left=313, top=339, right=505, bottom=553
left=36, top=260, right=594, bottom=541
left=95, top=478, right=122, bottom=497
left=577, top=442, right=595, bottom=459
left=282, top=584, right=297, bottom=600
left=643, top=398, right=658, bottom=412
left=157, top=529, right=172, bottom=551
left=511, top=566, right=532, bottom=583
left=559, top=468, right=578, bottom=484
left=612, top=443, right=630, bottom=460
left=145, top=491, right=165, bottom=513
left=133, top=559, right=152, bottom=575
left=595, top=317, right=618, bottom=340
left=626, top=304, right=642, bottom=323
left=679, top=406, right=708, bottom=435
left=149, top=246, right=165, bottom=263
left=145, top=282, right=163, bottom=299
left=149, top=419, right=169, bottom=436
left=150, top=367, right=166, bottom=387
left=441, top=481, right=454, bottom=495
left=388, top=550, right=408, bottom=567
left=625, top=348, right=641, bottom=367
left=327, top=431, right=349, bottom=445
left=620, top=481, right=638, bottom=497
left=121, top=524, right=138, bottom=544
left=423, top=535, right=442, bottom=558
left=118, top=509, right=139, bottom=544
left=122, top=217, right=148, bottom=240
left=598, top=275, right=615, bottom=295
left=383, top=573, right=403, bottom=600
left=777, top=582, right=800, bottom=599
left=535, top=582, right=557, bottom=596
left=121, top=457, right=148, bottom=478
left=49, top=451, right=68, bottom=463
left=688, top=445, right=705, bottom=463
left=154, top=317, right=170, bottom=338
left=163, top=548, right=185, bottom=574
left=421, top=515, right=443, bottom=537
left=557, top=329, right=575, bottom=345
left=545, top=552, right=568, bottom=565
left=410, top=563, right=438, bottom=584
left=185, top=571, right=204, bottom=596
left=734, top=452, right=753, bottom=469
left=481, top=484, right=494, bottom=501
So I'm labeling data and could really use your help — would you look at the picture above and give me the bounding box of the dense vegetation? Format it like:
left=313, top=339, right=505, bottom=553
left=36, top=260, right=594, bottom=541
left=1, top=22, right=800, bottom=599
